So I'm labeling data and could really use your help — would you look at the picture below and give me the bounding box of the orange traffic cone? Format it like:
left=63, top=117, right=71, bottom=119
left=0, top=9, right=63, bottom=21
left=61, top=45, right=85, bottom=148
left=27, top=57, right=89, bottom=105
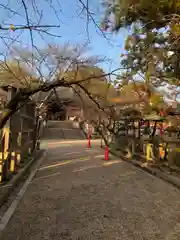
left=104, top=145, right=109, bottom=161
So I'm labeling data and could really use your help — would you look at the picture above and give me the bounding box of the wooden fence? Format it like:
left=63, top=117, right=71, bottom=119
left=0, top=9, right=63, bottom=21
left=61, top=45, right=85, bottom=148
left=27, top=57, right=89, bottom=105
left=0, top=87, right=40, bottom=183
left=99, top=118, right=180, bottom=167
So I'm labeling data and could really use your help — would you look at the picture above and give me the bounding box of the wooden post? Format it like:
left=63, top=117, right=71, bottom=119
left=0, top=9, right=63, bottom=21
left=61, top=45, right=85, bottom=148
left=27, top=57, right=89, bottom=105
left=17, top=119, right=23, bottom=165
left=33, top=106, right=40, bottom=151
left=3, top=86, right=13, bottom=178
left=28, top=129, right=32, bottom=154
left=138, top=120, right=141, bottom=138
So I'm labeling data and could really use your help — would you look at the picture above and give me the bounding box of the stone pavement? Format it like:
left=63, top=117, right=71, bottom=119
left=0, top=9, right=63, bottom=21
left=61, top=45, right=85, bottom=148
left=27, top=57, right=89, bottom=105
left=1, top=140, right=180, bottom=239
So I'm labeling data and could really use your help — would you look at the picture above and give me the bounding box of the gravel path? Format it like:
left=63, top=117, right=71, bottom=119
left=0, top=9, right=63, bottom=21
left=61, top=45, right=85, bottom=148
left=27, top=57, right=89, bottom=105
left=1, top=141, right=180, bottom=240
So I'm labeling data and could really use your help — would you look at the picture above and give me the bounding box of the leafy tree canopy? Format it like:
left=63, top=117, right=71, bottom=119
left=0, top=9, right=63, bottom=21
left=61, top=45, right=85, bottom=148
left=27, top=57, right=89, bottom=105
left=0, top=61, right=40, bottom=89
left=103, top=0, right=180, bottom=101
left=103, top=0, right=180, bottom=31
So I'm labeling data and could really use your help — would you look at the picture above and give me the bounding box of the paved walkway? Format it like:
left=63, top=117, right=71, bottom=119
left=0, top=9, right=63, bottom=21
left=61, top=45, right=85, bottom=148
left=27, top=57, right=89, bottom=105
left=1, top=140, right=180, bottom=239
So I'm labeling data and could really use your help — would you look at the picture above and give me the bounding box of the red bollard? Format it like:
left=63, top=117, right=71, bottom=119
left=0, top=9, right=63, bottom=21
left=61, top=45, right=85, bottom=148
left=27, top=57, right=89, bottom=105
left=88, top=134, right=91, bottom=148
left=87, top=124, right=92, bottom=148
left=104, top=145, right=109, bottom=161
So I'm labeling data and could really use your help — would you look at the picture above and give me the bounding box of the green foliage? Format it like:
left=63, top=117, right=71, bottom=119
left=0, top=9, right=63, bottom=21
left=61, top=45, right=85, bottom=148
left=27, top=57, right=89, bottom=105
left=116, top=81, right=165, bottom=114
left=66, top=64, right=117, bottom=112
left=103, top=0, right=179, bottom=31
left=102, top=0, right=180, bottom=93
left=0, top=61, right=40, bottom=89
left=149, top=93, right=164, bottom=106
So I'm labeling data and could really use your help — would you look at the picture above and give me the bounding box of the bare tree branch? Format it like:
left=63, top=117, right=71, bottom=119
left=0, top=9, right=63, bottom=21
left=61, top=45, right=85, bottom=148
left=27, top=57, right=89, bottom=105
left=0, top=24, right=60, bottom=31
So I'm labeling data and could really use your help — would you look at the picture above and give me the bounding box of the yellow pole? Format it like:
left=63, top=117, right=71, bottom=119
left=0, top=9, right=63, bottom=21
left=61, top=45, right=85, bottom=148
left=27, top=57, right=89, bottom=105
left=146, top=143, right=153, bottom=161
left=4, top=151, right=8, bottom=161
left=159, top=143, right=164, bottom=159
left=3, top=86, right=13, bottom=177
left=10, top=151, right=15, bottom=172
left=3, top=127, right=10, bottom=153
left=0, top=152, right=3, bottom=183
left=3, top=127, right=10, bottom=177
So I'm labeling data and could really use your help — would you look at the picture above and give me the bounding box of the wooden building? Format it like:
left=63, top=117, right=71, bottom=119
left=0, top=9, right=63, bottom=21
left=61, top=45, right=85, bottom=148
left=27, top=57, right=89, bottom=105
left=41, top=87, right=84, bottom=121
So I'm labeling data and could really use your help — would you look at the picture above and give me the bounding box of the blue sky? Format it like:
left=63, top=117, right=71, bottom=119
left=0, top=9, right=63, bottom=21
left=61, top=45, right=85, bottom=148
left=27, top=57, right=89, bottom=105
left=0, top=0, right=128, bottom=74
